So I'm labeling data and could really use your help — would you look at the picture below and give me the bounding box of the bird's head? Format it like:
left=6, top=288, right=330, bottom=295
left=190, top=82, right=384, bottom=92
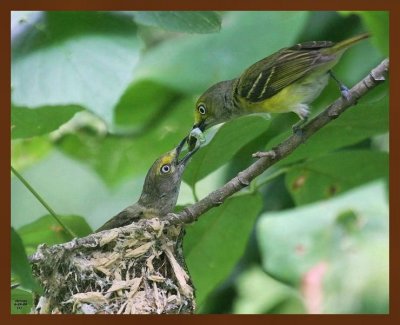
left=140, top=137, right=199, bottom=212
left=193, top=80, right=235, bottom=132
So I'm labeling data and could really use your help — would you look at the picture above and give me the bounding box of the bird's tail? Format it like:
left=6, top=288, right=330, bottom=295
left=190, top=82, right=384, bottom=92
left=328, top=33, right=370, bottom=53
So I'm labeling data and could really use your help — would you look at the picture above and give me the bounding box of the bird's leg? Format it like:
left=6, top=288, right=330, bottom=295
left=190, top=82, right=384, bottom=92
left=292, top=116, right=308, bottom=136
left=292, top=104, right=309, bottom=137
left=329, top=70, right=351, bottom=100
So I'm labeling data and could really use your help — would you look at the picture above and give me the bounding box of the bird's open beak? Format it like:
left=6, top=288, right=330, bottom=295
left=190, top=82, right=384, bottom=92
left=192, top=120, right=206, bottom=132
left=176, top=135, right=199, bottom=166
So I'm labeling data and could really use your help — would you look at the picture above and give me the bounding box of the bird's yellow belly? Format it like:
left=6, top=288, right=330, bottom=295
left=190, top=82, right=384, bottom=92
left=241, top=73, right=329, bottom=115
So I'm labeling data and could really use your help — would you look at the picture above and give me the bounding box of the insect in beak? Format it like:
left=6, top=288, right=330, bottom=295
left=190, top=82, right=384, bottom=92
left=192, top=120, right=206, bottom=132
left=176, top=136, right=200, bottom=166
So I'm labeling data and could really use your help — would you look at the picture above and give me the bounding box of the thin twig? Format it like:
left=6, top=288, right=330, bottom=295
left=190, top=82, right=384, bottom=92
left=164, top=58, right=389, bottom=226
left=11, top=166, right=77, bottom=239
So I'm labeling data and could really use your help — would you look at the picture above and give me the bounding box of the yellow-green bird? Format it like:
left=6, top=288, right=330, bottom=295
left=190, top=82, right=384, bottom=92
left=96, top=137, right=197, bottom=232
left=189, top=33, right=369, bottom=146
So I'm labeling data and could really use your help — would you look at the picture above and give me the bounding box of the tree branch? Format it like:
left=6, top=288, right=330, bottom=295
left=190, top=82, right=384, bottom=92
left=165, top=58, right=389, bottom=226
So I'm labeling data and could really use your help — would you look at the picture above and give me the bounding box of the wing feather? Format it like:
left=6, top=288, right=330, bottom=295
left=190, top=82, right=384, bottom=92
left=236, top=42, right=335, bottom=102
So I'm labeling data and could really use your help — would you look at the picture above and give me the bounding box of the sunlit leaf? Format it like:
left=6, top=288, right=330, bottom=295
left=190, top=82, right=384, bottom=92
left=257, top=181, right=388, bottom=313
left=131, top=11, right=222, bottom=34
left=11, top=104, right=82, bottom=139
left=12, top=11, right=142, bottom=127
left=134, top=11, right=310, bottom=94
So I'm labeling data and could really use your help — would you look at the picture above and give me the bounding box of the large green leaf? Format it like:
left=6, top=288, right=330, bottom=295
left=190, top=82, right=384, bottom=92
left=11, top=104, right=82, bottom=139
left=18, top=214, right=92, bottom=255
left=233, top=266, right=305, bottom=314
left=56, top=97, right=193, bottom=186
left=285, top=150, right=388, bottom=205
left=114, top=79, right=182, bottom=128
left=184, top=192, right=262, bottom=308
left=12, top=11, right=142, bottom=128
left=257, top=181, right=388, bottom=313
left=268, top=86, right=388, bottom=167
left=11, top=288, right=34, bottom=314
left=183, top=115, right=271, bottom=187
left=11, top=227, right=42, bottom=293
left=131, top=11, right=222, bottom=34
left=134, top=11, right=310, bottom=94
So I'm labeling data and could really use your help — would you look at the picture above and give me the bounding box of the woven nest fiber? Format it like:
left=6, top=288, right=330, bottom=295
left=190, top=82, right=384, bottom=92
left=30, top=218, right=195, bottom=314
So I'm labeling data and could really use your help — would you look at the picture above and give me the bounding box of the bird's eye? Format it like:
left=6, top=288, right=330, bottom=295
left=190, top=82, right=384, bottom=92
left=160, top=164, right=171, bottom=174
left=198, top=104, right=206, bottom=115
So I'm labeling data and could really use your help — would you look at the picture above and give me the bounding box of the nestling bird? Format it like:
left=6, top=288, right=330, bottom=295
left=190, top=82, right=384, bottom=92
left=188, top=33, right=370, bottom=149
left=95, top=137, right=198, bottom=232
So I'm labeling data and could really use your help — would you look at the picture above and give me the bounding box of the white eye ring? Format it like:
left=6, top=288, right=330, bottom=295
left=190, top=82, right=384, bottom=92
left=160, top=164, right=171, bottom=174
left=198, top=104, right=206, bottom=115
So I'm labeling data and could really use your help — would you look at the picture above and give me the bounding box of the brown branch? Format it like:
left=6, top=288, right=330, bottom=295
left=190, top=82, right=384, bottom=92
left=164, top=58, right=389, bottom=226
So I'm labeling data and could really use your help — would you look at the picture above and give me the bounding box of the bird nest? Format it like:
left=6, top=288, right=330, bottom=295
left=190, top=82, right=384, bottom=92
left=29, top=218, right=195, bottom=314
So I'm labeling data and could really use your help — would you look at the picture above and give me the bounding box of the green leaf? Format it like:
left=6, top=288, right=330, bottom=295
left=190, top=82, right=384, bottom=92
left=11, top=288, right=34, bottom=314
left=183, top=115, right=271, bottom=187
left=285, top=150, right=388, bottom=205
left=131, top=11, right=222, bottom=34
left=340, top=11, right=389, bottom=56
left=11, top=227, right=42, bottom=293
left=11, top=136, right=52, bottom=171
left=114, top=79, right=182, bottom=128
left=270, top=86, right=388, bottom=167
left=134, top=11, right=310, bottom=94
left=18, top=215, right=92, bottom=254
left=358, top=11, right=389, bottom=56
left=11, top=150, right=145, bottom=230
left=257, top=181, right=388, bottom=313
left=233, top=266, right=305, bottom=314
left=11, top=104, right=82, bottom=139
left=56, top=97, right=193, bottom=186
left=184, top=192, right=262, bottom=308
left=12, top=11, right=141, bottom=127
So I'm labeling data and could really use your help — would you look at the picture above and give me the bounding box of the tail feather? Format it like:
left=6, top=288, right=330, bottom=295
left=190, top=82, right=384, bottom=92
left=329, top=33, right=370, bottom=53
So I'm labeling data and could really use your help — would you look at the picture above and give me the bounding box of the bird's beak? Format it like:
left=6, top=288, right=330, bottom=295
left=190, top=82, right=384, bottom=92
left=192, top=120, right=206, bottom=132
left=176, top=135, right=199, bottom=166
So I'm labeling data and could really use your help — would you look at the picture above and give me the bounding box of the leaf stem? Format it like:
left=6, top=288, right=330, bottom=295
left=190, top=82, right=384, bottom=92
left=11, top=166, right=77, bottom=239
left=192, top=185, right=200, bottom=203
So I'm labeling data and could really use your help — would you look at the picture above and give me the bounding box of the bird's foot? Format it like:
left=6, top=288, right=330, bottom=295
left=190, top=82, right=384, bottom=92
left=340, top=84, right=351, bottom=101
left=329, top=70, right=351, bottom=101
left=292, top=118, right=307, bottom=136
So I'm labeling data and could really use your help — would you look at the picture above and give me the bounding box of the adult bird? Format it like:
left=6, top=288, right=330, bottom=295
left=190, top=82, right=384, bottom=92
left=188, top=33, right=369, bottom=150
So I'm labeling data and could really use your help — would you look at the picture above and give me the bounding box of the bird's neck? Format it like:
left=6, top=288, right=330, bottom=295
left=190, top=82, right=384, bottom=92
left=222, top=79, right=243, bottom=118
left=138, top=188, right=179, bottom=216
left=230, top=78, right=248, bottom=116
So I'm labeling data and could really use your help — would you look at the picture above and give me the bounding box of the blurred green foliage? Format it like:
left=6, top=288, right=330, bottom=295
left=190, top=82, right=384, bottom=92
left=11, top=11, right=388, bottom=314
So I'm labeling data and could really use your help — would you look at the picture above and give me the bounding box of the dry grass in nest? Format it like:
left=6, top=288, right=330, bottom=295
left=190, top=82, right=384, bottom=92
left=30, top=218, right=195, bottom=314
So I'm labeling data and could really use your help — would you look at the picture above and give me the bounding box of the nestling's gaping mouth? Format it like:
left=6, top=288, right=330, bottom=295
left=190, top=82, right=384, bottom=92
left=175, top=136, right=199, bottom=166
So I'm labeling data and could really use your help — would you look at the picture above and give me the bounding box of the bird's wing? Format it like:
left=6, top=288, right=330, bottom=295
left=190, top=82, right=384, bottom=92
left=235, top=41, right=335, bottom=102
left=95, top=204, right=143, bottom=232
